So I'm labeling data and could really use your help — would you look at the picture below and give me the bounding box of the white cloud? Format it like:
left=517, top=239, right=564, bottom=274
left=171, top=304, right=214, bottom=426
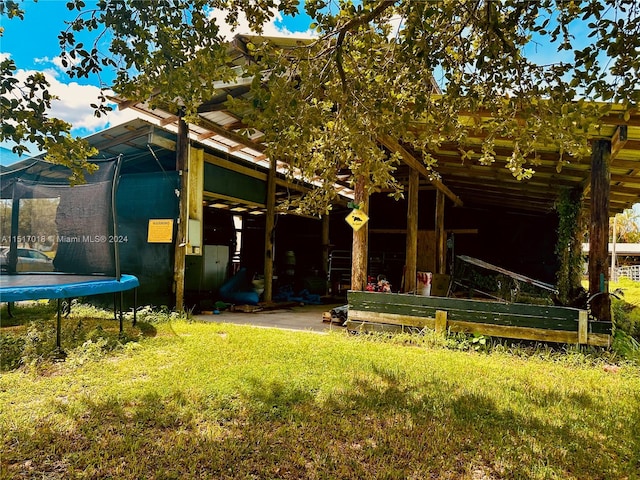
left=11, top=67, right=138, bottom=137
left=211, top=9, right=316, bottom=41
left=0, top=52, right=11, bottom=61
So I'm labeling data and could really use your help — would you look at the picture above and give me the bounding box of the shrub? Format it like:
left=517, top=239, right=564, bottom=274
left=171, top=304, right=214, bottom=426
left=0, top=334, right=26, bottom=371
left=612, top=297, right=640, bottom=340
left=21, top=320, right=58, bottom=367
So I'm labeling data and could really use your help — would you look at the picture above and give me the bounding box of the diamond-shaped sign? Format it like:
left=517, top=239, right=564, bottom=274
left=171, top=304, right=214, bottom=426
left=345, top=208, right=369, bottom=231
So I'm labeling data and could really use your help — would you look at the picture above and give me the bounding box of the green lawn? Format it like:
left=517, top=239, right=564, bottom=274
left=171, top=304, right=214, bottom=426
left=1, top=317, right=639, bottom=479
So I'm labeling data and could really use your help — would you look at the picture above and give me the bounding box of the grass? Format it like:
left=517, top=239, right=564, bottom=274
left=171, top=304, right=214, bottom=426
left=1, top=308, right=639, bottom=479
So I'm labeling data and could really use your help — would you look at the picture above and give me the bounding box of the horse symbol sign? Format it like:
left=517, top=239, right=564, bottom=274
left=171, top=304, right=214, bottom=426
left=345, top=208, right=369, bottom=232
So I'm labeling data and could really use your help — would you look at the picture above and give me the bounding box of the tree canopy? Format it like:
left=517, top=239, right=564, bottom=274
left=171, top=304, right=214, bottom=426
left=2, top=0, right=638, bottom=205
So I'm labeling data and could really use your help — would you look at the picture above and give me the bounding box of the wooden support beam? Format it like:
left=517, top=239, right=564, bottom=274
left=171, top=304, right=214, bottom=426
left=198, top=117, right=266, bottom=153
left=610, top=125, right=628, bottom=161
left=186, top=147, right=204, bottom=256
left=588, top=139, right=612, bottom=322
left=610, top=174, right=640, bottom=185
left=435, top=190, right=446, bottom=274
left=160, top=115, right=180, bottom=126
left=404, top=169, right=419, bottom=293
left=351, top=176, right=369, bottom=291
left=93, top=126, right=152, bottom=151
left=322, top=215, right=330, bottom=294
left=264, top=156, right=277, bottom=303
left=173, top=116, right=189, bottom=312
left=378, top=135, right=463, bottom=207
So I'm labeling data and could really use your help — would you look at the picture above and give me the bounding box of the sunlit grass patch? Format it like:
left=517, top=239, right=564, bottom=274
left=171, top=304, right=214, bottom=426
left=1, top=316, right=639, bottom=479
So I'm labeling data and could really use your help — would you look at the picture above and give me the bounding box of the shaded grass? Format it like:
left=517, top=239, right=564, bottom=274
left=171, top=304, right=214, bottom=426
left=1, top=319, right=639, bottom=479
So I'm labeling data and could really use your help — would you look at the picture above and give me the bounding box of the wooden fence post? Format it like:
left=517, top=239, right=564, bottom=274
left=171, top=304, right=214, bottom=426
left=435, top=310, right=448, bottom=335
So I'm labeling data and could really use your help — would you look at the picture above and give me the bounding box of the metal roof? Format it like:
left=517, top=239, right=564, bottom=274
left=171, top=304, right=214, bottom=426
left=109, top=35, right=640, bottom=216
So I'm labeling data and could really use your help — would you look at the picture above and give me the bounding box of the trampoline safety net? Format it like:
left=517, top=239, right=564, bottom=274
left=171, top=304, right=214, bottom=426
left=1, top=157, right=121, bottom=277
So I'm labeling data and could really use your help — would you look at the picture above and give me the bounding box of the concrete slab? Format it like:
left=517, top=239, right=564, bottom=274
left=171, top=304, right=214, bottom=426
left=193, top=302, right=347, bottom=333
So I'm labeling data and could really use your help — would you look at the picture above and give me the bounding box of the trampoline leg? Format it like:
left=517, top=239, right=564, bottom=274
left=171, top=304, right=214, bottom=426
left=56, top=299, right=62, bottom=349
left=113, top=293, right=117, bottom=322
left=119, top=291, right=123, bottom=334
left=7, top=302, right=13, bottom=318
left=132, top=288, right=137, bottom=327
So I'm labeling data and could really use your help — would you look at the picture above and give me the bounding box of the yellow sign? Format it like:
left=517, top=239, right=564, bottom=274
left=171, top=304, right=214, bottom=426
left=147, top=219, right=174, bottom=243
left=345, top=209, right=369, bottom=231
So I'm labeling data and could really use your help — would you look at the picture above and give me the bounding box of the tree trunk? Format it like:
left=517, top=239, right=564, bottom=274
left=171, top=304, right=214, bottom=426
left=351, top=176, right=369, bottom=291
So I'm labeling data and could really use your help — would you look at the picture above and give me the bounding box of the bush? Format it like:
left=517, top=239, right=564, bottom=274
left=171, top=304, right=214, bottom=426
left=21, top=320, right=58, bottom=367
left=0, top=334, right=26, bottom=371
left=612, top=297, right=640, bottom=340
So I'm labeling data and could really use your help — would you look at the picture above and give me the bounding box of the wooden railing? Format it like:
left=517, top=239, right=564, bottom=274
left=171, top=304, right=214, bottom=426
left=346, top=291, right=612, bottom=347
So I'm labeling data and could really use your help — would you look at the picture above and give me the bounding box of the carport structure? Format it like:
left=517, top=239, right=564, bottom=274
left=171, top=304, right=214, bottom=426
left=110, top=35, right=640, bottom=322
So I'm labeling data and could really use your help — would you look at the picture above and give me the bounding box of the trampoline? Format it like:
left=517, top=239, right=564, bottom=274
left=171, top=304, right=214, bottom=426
left=0, top=273, right=139, bottom=302
left=0, top=155, right=140, bottom=353
left=0, top=273, right=139, bottom=349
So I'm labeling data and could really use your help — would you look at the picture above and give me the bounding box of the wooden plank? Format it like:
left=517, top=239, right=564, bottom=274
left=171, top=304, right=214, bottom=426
left=405, top=168, right=419, bottom=292
left=610, top=125, right=628, bottom=161
left=197, top=117, right=266, bottom=153
left=578, top=310, right=588, bottom=344
left=351, top=297, right=611, bottom=334
left=435, top=310, right=447, bottom=334
left=448, top=320, right=579, bottom=344
left=351, top=301, right=577, bottom=331
left=588, top=320, right=613, bottom=335
left=448, top=320, right=610, bottom=347
left=346, top=317, right=611, bottom=347
left=378, top=134, right=463, bottom=207
left=204, top=152, right=267, bottom=181
left=586, top=333, right=612, bottom=348
left=348, top=291, right=582, bottom=321
left=345, top=320, right=424, bottom=334
left=348, top=309, right=436, bottom=329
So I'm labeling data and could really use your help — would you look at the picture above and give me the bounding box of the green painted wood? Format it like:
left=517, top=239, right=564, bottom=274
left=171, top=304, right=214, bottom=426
left=349, top=291, right=582, bottom=320
left=347, top=291, right=612, bottom=335
left=345, top=320, right=425, bottom=334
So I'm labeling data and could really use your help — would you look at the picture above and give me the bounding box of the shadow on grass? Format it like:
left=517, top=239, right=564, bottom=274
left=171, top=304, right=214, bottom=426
left=3, top=365, right=638, bottom=480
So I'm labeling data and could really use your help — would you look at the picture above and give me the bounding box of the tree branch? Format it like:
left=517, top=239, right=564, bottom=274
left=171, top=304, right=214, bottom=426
left=335, top=0, right=398, bottom=92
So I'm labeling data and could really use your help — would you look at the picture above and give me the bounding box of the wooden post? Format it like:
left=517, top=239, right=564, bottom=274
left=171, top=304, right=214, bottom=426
left=351, top=176, right=369, bottom=291
left=173, top=115, right=189, bottom=312
left=578, top=310, right=588, bottom=345
left=322, top=214, right=330, bottom=295
left=435, top=309, right=448, bottom=335
left=186, top=146, right=204, bottom=255
left=263, top=156, right=277, bottom=303
left=405, top=169, right=419, bottom=293
left=588, top=139, right=611, bottom=322
left=435, top=190, right=446, bottom=274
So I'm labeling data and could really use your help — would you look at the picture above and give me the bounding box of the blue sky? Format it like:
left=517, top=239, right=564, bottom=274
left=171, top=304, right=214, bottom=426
left=0, top=0, right=313, bottom=165
left=0, top=2, right=629, bottom=165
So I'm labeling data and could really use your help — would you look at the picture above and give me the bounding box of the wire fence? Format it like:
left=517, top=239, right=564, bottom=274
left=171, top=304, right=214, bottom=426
left=614, top=265, right=640, bottom=282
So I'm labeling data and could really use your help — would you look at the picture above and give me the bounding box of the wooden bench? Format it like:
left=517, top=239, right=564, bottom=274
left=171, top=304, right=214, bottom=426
left=346, top=291, right=612, bottom=347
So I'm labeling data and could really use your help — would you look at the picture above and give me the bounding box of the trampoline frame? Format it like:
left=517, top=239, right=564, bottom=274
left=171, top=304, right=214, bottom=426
left=1, top=273, right=139, bottom=352
left=1, top=155, right=141, bottom=355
